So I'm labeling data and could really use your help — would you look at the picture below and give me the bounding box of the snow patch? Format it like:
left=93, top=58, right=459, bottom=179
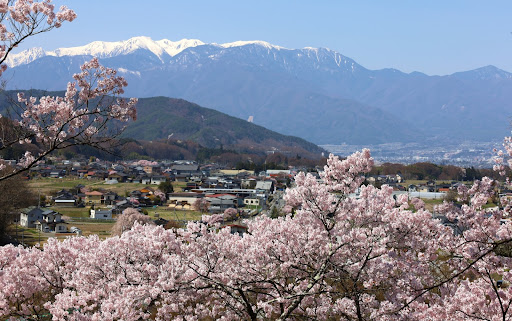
left=5, top=47, right=46, bottom=67
left=220, top=40, right=285, bottom=50
left=117, top=68, right=141, bottom=77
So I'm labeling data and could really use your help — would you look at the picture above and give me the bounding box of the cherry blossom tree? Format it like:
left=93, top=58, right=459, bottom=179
left=1, top=149, right=512, bottom=320
left=0, top=57, right=137, bottom=180
left=0, top=0, right=76, bottom=70
left=223, top=207, right=238, bottom=221
left=194, top=197, right=210, bottom=213
left=111, top=207, right=154, bottom=236
left=0, top=1, right=137, bottom=181
left=154, top=189, right=166, bottom=203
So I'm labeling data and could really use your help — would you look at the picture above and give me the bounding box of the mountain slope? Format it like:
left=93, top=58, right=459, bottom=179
left=122, top=96, right=325, bottom=156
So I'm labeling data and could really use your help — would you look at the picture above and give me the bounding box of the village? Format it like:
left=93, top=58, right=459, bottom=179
left=10, top=156, right=295, bottom=245
left=9, top=154, right=511, bottom=246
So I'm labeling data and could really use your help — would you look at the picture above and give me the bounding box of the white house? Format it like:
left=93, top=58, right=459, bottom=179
left=21, top=207, right=67, bottom=232
left=244, top=197, right=260, bottom=207
left=90, top=208, right=113, bottom=220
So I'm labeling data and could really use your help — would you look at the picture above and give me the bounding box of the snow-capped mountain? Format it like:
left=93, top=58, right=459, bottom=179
left=7, top=37, right=289, bottom=67
left=3, top=36, right=512, bottom=145
left=6, top=37, right=204, bottom=66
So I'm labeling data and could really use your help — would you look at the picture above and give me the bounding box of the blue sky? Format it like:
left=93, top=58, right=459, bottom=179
left=17, top=0, right=512, bottom=75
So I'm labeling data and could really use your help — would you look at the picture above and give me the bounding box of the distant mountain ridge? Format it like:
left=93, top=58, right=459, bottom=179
left=123, top=96, right=326, bottom=156
left=4, top=37, right=512, bottom=145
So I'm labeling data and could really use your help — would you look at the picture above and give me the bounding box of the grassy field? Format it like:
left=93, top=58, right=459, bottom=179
left=145, top=206, right=203, bottom=221
left=29, top=177, right=99, bottom=194
left=28, top=177, right=181, bottom=197
left=68, top=221, right=115, bottom=238
left=10, top=225, right=76, bottom=246
left=50, top=207, right=90, bottom=218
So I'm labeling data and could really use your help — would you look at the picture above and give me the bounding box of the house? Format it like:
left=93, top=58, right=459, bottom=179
left=103, top=191, right=118, bottom=206
left=255, top=181, right=274, bottom=193
left=207, top=198, right=236, bottom=213
left=151, top=175, right=168, bottom=185
left=172, top=164, right=199, bottom=175
left=184, top=182, right=201, bottom=191
left=139, top=187, right=154, bottom=197
left=168, top=192, right=204, bottom=210
left=49, top=170, right=65, bottom=178
left=113, top=200, right=132, bottom=213
left=205, top=194, right=239, bottom=213
left=20, top=207, right=44, bottom=228
left=143, top=165, right=161, bottom=175
left=90, top=208, right=113, bottom=220
left=244, top=197, right=260, bottom=207
left=418, top=185, right=435, bottom=193
left=35, top=210, right=67, bottom=233
left=171, top=164, right=202, bottom=181
left=20, top=207, right=66, bottom=232
left=53, top=190, right=79, bottom=207
left=85, top=191, right=104, bottom=205
left=52, top=194, right=77, bottom=207
left=241, top=178, right=257, bottom=189
left=174, top=174, right=189, bottom=182
left=107, top=172, right=128, bottom=183
left=87, top=170, right=108, bottom=180
left=140, top=176, right=151, bottom=185
left=266, top=169, right=291, bottom=177
left=130, top=190, right=143, bottom=199
left=216, top=169, right=255, bottom=177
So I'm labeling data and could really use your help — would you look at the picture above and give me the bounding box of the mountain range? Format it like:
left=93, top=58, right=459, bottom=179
left=4, top=36, right=512, bottom=145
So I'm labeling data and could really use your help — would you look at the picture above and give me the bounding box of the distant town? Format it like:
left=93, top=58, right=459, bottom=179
left=323, top=140, right=503, bottom=167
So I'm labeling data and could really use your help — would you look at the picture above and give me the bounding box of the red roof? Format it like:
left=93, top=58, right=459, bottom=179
left=207, top=193, right=236, bottom=198
left=85, top=191, right=104, bottom=196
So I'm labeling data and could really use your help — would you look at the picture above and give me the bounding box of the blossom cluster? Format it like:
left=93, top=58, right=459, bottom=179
left=18, top=57, right=136, bottom=144
left=0, top=57, right=137, bottom=178
left=0, top=0, right=76, bottom=76
left=0, top=1, right=138, bottom=181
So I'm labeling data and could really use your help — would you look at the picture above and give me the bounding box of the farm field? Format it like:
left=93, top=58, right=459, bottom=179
left=28, top=177, right=188, bottom=196
left=145, top=206, right=203, bottom=222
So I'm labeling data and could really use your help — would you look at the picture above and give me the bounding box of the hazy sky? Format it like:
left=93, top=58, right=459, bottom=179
left=17, top=0, right=512, bottom=75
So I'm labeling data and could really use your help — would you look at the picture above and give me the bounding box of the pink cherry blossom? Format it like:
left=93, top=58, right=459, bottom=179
left=0, top=57, right=137, bottom=180
left=2, top=150, right=512, bottom=320
left=0, top=1, right=137, bottom=181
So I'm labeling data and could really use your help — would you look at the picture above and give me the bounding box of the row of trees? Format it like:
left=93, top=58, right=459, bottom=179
left=370, top=162, right=500, bottom=181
